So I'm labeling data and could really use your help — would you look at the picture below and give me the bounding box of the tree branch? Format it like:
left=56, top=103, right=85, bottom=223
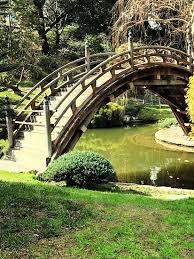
left=45, top=11, right=67, bottom=33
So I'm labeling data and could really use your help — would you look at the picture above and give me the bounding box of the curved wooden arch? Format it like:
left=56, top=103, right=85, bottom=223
left=6, top=45, right=193, bottom=170
left=53, top=64, right=191, bottom=159
left=13, top=52, right=115, bottom=138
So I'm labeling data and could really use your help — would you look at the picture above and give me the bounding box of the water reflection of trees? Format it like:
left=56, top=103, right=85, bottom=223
left=75, top=128, right=194, bottom=189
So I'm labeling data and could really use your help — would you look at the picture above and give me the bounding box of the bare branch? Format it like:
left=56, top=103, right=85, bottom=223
left=112, top=0, right=192, bottom=48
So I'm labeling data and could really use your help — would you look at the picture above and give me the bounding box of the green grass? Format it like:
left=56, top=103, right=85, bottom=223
left=0, top=90, right=22, bottom=102
left=0, top=80, right=53, bottom=111
left=0, top=171, right=194, bottom=258
left=0, top=87, right=33, bottom=115
left=137, top=105, right=174, bottom=122
left=0, top=80, right=37, bottom=102
left=0, top=139, right=8, bottom=157
left=158, top=117, right=178, bottom=128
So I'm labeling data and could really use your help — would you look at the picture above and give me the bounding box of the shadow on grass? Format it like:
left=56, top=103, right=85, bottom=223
left=1, top=178, right=193, bottom=254
left=19, top=80, right=38, bottom=88
left=0, top=181, right=92, bottom=251
left=84, top=182, right=150, bottom=196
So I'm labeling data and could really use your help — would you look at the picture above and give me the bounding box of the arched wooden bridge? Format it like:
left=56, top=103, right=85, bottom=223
left=1, top=46, right=193, bottom=171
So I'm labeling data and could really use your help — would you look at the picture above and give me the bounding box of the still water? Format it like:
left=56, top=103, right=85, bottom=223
left=75, top=125, right=194, bottom=189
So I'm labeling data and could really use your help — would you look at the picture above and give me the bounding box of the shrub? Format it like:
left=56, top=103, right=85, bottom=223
left=136, top=106, right=158, bottom=122
left=26, top=55, right=59, bottom=80
left=158, top=117, right=177, bottom=128
left=61, top=24, right=81, bottom=42
left=186, top=75, right=194, bottom=135
left=136, top=105, right=173, bottom=122
left=91, top=102, right=124, bottom=128
left=84, top=33, right=112, bottom=54
left=38, top=151, right=117, bottom=187
left=125, top=100, right=143, bottom=117
left=60, top=33, right=112, bottom=60
left=0, top=139, right=8, bottom=158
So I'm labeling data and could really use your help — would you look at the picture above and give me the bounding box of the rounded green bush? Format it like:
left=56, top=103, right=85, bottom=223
left=38, top=151, right=117, bottom=187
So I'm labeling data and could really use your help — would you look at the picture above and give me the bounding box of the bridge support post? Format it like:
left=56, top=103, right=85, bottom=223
left=44, top=97, right=52, bottom=161
left=170, top=105, right=189, bottom=136
left=128, top=30, right=134, bottom=69
left=85, top=41, right=90, bottom=72
left=4, top=96, right=14, bottom=148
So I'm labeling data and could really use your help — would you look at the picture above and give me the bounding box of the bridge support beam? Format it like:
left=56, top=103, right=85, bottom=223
left=44, top=98, right=52, bottom=163
left=170, top=105, right=190, bottom=136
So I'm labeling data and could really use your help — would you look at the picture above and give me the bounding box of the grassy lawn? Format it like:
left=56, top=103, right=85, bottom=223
left=0, top=80, right=36, bottom=103
left=0, top=80, right=55, bottom=111
left=137, top=105, right=174, bottom=122
left=0, top=171, right=193, bottom=258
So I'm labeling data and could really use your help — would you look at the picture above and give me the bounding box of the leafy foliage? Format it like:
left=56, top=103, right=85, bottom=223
left=12, top=0, right=115, bottom=54
left=125, top=100, right=143, bottom=118
left=26, top=54, right=59, bottom=79
left=91, top=102, right=124, bottom=128
left=38, top=151, right=117, bottom=186
left=0, top=139, right=8, bottom=157
left=0, top=0, right=114, bottom=93
left=0, top=98, right=6, bottom=121
left=186, top=75, right=194, bottom=135
left=59, top=31, right=112, bottom=59
left=137, top=107, right=158, bottom=122
left=136, top=105, right=173, bottom=122
left=158, top=117, right=177, bottom=128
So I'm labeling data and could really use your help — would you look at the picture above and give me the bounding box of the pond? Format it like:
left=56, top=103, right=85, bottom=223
left=75, top=125, right=194, bottom=189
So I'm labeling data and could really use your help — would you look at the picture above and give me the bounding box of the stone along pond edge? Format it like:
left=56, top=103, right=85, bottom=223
left=155, top=126, right=194, bottom=153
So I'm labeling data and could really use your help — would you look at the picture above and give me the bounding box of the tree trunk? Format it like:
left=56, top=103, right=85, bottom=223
left=33, top=0, right=50, bottom=55
left=55, top=28, right=60, bottom=48
left=3, top=82, right=22, bottom=94
left=39, top=27, right=50, bottom=55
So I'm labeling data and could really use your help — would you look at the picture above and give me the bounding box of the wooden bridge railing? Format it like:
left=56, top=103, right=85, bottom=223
left=5, top=45, right=193, bottom=157
left=12, top=52, right=115, bottom=139
left=51, top=45, right=193, bottom=155
left=14, top=52, right=115, bottom=113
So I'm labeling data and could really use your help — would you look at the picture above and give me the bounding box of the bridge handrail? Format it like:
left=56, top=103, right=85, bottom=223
left=135, top=45, right=190, bottom=57
left=12, top=52, right=115, bottom=139
left=52, top=46, right=192, bottom=135
left=14, top=52, right=115, bottom=110
left=11, top=45, right=193, bottom=157
left=54, top=46, right=191, bottom=106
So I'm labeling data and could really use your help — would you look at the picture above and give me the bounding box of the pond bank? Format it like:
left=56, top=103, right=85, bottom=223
left=114, top=182, right=194, bottom=200
left=155, top=126, right=194, bottom=153
left=76, top=125, right=194, bottom=189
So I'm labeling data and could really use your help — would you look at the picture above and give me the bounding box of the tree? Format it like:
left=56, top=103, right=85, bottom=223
left=32, top=0, right=50, bottom=54
left=12, top=0, right=116, bottom=54
left=186, top=75, right=194, bottom=136
left=112, top=0, right=193, bottom=50
left=186, top=1, right=194, bottom=56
